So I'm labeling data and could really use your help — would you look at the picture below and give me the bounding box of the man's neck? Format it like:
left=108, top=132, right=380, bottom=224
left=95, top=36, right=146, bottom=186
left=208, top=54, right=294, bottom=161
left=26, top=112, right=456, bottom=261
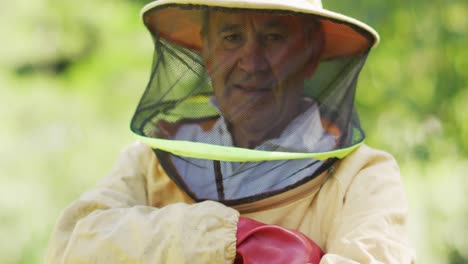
left=230, top=126, right=274, bottom=149
left=228, top=104, right=304, bottom=149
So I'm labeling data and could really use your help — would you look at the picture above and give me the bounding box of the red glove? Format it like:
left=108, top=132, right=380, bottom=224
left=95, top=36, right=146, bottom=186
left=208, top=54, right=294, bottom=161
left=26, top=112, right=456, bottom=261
left=235, top=217, right=323, bottom=264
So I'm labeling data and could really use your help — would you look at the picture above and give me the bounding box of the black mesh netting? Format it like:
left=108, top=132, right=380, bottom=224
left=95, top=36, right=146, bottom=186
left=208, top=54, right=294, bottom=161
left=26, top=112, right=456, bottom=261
left=131, top=6, right=373, bottom=204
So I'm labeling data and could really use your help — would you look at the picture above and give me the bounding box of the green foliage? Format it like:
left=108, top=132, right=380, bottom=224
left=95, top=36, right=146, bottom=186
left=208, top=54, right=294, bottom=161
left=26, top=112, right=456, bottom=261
left=1, top=0, right=467, bottom=263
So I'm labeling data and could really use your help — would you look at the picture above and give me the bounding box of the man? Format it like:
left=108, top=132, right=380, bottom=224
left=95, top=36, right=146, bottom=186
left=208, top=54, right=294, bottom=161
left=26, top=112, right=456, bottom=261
left=201, top=11, right=323, bottom=149
left=46, top=0, right=415, bottom=263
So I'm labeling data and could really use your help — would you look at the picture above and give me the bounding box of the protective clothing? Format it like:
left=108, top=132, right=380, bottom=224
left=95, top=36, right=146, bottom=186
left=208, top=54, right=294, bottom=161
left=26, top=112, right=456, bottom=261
left=131, top=3, right=378, bottom=204
left=45, top=1, right=416, bottom=262
left=45, top=142, right=415, bottom=263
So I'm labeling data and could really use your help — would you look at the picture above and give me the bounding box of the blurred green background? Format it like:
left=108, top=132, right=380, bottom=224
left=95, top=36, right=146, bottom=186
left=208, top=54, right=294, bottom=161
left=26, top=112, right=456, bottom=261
left=0, top=0, right=466, bottom=263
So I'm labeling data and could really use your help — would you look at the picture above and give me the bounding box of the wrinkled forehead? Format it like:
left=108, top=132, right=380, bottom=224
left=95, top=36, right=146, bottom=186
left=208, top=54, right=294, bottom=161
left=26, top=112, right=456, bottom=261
left=205, top=10, right=312, bottom=33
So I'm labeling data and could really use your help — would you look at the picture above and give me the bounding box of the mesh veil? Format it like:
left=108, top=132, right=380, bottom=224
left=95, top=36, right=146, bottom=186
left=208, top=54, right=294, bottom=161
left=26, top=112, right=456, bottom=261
left=131, top=5, right=374, bottom=205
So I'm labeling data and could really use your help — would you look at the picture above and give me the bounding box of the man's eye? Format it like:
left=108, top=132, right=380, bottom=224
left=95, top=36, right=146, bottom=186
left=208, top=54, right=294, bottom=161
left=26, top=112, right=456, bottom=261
left=265, top=33, right=285, bottom=41
left=220, top=33, right=243, bottom=50
left=224, top=34, right=242, bottom=42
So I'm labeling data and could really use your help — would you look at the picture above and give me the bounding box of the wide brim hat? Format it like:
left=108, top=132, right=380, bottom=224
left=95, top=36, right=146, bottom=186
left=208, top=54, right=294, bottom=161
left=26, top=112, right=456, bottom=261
left=141, top=0, right=380, bottom=60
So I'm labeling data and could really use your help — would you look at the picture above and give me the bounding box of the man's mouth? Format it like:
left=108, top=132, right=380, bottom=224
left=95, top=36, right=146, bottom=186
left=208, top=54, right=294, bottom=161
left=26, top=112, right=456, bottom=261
left=234, top=84, right=272, bottom=94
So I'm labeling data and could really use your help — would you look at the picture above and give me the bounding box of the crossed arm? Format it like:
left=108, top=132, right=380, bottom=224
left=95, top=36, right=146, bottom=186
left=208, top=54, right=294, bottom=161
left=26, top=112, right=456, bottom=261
left=45, top=142, right=414, bottom=263
left=45, top=143, right=239, bottom=263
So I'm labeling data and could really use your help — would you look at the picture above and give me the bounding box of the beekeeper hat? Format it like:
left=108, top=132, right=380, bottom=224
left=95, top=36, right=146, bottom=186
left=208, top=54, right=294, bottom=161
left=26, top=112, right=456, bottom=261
left=131, top=0, right=381, bottom=203
left=141, top=0, right=379, bottom=60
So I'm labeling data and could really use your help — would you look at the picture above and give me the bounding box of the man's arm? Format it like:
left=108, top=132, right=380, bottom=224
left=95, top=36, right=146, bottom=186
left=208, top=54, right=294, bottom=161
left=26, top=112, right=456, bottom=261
left=45, top=142, right=239, bottom=263
left=320, top=147, right=415, bottom=263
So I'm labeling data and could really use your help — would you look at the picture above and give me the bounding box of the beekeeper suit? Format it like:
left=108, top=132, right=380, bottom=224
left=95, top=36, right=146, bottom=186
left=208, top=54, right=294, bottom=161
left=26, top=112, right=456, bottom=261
left=45, top=0, right=415, bottom=263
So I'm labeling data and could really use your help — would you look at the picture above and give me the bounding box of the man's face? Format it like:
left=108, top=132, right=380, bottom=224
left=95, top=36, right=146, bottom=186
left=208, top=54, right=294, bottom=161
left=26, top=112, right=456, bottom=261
left=202, top=11, right=322, bottom=146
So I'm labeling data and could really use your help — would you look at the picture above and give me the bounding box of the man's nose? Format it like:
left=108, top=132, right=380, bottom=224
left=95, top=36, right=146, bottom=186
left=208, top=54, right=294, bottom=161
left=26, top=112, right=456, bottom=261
left=238, top=37, right=269, bottom=73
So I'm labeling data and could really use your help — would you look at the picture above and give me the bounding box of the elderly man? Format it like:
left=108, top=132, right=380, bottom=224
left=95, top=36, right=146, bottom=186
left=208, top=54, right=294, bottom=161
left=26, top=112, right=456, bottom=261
left=46, top=0, right=415, bottom=263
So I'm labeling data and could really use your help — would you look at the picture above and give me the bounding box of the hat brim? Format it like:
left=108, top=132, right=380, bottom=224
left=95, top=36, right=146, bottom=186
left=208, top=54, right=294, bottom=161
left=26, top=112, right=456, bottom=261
left=141, top=0, right=380, bottom=60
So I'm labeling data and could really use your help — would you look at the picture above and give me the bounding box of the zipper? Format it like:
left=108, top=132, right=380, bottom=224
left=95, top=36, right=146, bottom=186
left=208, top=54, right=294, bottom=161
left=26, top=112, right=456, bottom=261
left=213, top=160, right=225, bottom=201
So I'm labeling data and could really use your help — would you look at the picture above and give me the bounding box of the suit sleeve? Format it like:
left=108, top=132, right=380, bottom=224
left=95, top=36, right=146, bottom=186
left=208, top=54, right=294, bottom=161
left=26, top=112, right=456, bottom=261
left=320, top=150, right=416, bottom=264
left=45, top=142, right=239, bottom=264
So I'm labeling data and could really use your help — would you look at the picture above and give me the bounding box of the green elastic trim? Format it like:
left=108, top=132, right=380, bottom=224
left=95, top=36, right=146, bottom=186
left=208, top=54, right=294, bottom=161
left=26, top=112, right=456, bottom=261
left=133, top=133, right=363, bottom=161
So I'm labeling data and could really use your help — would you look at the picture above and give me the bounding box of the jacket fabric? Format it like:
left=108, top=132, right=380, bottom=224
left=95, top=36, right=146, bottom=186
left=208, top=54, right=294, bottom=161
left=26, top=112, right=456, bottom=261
left=45, top=142, right=415, bottom=263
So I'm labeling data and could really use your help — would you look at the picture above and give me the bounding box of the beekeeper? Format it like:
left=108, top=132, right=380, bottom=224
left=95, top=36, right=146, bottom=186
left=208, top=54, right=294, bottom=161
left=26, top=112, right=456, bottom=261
left=46, top=0, right=415, bottom=263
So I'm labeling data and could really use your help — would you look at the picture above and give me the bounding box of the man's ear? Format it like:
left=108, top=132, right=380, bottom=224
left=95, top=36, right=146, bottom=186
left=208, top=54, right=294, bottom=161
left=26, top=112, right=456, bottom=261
left=200, top=36, right=213, bottom=74
left=304, top=26, right=325, bottom=78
